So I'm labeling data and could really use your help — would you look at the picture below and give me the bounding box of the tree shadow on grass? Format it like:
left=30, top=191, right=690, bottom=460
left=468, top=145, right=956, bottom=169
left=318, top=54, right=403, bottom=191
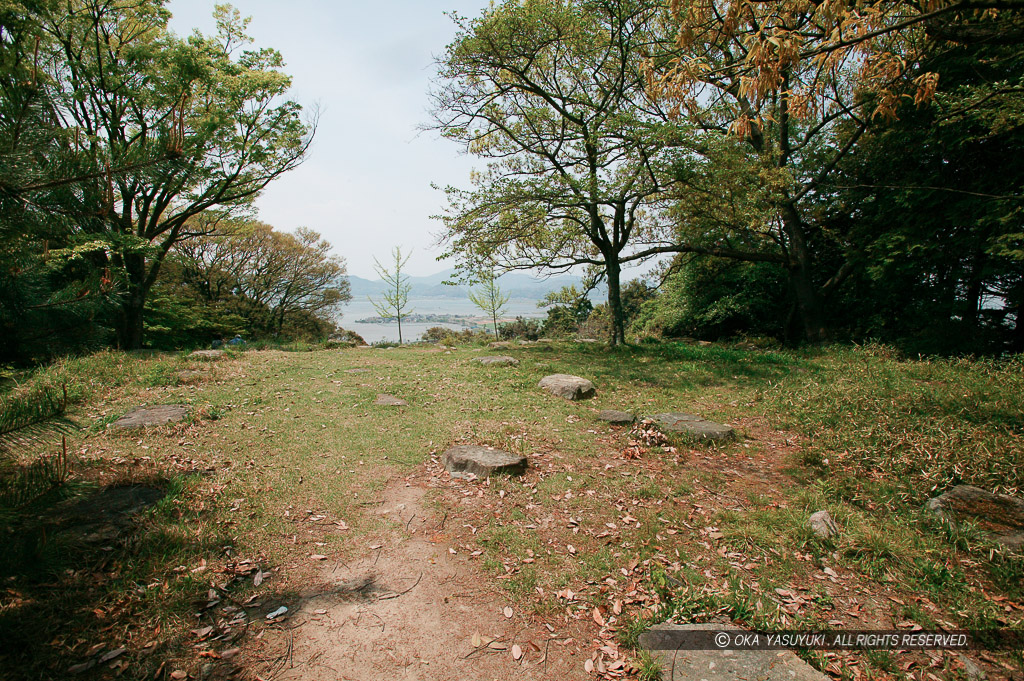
left=523, top=340, right=807, bottom=394
left=0, top=477, right=227, bottom=680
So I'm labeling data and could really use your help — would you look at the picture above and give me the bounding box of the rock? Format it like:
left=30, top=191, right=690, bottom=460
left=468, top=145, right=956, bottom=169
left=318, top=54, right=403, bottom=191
left=190, top=349, right=224, bottom=360
left=177, top=370, right=205, bottom=382
left=374, top=394, right=408, bottom=407
left=443, top=445, right=527, bottom=479
left=488, top=341, right=513, bottom=349
left=648, top=413, right=735, bottom=441
left=538, top=374, right=596, bottom=400
left=639, top=624, right=829, bottom=681
left=345, top=368, right=370, bottom=374
left=598, top=410, right=636, bottom=425
left=110, top=405, right=188, bottom=430
left=474, top=356, right=520, bottom=367
left=958, top=655, right=987, bottom=681
left=576, top=338, right=598, bottom=343
left=807, top=510, right=840, bottom=540
left=925, top=485, right=1024, bottom=550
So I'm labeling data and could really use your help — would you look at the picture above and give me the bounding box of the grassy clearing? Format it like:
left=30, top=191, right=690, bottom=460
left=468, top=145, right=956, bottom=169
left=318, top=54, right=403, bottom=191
left=1, top=340, right=1022, bottom=680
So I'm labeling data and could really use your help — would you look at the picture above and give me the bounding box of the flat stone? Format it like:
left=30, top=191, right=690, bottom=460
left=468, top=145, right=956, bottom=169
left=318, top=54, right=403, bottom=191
left=443, top=445, right=527, bottom=479
left=190, top=349, right=224, bottom=360
left=111, top=405, right=188, bottom=430
left=374, top=394, right=408, bottom=407
left=925, top=485, right=1024, bottom=550
left=598, top=410, right=636, bottom=425
left=474, top=356, right=520, bottom=367
left=488, top=341, right=513, bottom=349
left=808, top=510, right=840, bottom=540
left=538, top=374, right=596, bottom=401
left=345, top=368, right=370, bottom=374
left=639, top=624, right=829, bottom=681
left=648, top=413, right=735, bottom=441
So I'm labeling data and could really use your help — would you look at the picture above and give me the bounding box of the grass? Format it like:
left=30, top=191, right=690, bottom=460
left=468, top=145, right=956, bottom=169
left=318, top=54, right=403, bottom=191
left=1, top=340, right=1022, bottom=679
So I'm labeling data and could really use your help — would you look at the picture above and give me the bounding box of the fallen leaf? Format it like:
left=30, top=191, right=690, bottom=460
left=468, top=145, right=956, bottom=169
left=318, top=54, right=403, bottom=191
left=310, top=554, right=327, bottom=561
left=472, top=632, right=482, bottom=648
left=99, top=648, right=126, bottom=663
left=503, top=606, right=513, bottom=618
left=593, top=608, right=606, bottom=627
left=584, top=658, right=595, bottom=673
left=512, top=644, right=523, bottom=660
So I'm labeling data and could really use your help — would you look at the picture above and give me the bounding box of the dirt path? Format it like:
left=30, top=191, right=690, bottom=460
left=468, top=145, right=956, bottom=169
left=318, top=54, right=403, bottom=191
left=260, top=479, right=588, bottom=681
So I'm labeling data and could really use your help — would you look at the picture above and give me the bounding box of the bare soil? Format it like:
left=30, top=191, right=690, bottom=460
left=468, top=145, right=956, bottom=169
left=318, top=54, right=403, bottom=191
left=249, top=477, right=588, bottom=681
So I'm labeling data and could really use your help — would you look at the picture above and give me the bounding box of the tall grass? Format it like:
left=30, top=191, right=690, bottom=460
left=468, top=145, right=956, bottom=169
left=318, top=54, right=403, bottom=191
left=761, top=345, right=1024, bottom=503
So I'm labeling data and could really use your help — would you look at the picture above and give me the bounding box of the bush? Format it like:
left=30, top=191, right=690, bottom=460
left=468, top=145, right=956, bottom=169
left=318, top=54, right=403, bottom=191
left=498, top=317, right=542, bottom=341
left=420, top=326, right=492, bottom=346
left=326, top=328, right=366, bottom=347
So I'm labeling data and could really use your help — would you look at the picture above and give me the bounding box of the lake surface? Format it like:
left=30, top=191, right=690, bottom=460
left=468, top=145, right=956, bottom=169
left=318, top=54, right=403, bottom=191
left=337, top=297, right=546, bottom=343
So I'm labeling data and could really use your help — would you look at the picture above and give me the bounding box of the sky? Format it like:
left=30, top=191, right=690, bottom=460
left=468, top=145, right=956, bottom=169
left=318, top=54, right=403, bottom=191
left=166, top=1, right=491, bottom=278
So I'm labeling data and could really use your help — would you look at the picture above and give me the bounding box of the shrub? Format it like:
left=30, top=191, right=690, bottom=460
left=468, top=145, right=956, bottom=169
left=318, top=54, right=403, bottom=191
left=498, top=317, right=542, bottom=341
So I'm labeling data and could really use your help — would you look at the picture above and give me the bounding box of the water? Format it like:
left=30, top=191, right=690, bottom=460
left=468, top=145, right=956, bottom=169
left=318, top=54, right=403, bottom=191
left=337, top=297, right=545, bottom=343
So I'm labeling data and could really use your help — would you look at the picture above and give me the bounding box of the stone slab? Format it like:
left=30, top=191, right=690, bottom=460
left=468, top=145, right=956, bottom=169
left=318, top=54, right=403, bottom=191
left=374, top=394, right=408, bottom=407
left=926, top=485, right=1024, bottom=550
left=190, top=350, right=224, bottom=360
left=345, top=369, right=370, bottom=374
left=648, top=413, right=735, bottom=441
left=474, top=356, right=520, bottom=367
left=539, top=374, right=596, bottom=401
left=111, top=405, right=188, bottom=430
left=443, top=445, right=527, bottom=479
left=640, top=624, right=829, bottom=681
left=598, top=410, right=636, bottom=425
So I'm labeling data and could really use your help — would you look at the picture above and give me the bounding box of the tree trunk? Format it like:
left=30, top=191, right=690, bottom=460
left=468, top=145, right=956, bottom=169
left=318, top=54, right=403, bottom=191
left=606, top=257, right=625, bottom=346
left=117, top=253, right=148, bottom=350
left=964, top=250, right=989, bottom=328
left=781, top=205, right=827, bottom=344
left=397, top=315, right=403, bottom=345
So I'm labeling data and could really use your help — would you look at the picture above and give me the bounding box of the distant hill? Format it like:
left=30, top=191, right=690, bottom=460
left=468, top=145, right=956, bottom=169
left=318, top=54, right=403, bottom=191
left=348, top=268, right=588, bottom=300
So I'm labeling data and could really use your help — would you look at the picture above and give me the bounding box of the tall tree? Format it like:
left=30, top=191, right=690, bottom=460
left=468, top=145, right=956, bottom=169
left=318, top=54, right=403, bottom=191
left=432, top=0, right=681, bottom=345
left=174, top=221, right=350, bottom=338
left=468, top=270, right=510, bottom=337
left=33, top=1, right=312, bottom=349
left=370, top=246, right=413, bottom=344
left=648, top=0, right=1024, bottom=342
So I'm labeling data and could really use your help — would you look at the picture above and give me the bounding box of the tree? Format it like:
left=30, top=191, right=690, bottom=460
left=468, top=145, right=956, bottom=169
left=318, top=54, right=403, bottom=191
left=370, top=247, right=413, bottom=344
left=432, top=0, right=682, bottom=346
left=31, top=1, right=312, bottom=349
left=468, top=270, right=510, bottom=337
left=168, top=221, right=350, bottom=340
left=646, top=0, right=1024, bottom=343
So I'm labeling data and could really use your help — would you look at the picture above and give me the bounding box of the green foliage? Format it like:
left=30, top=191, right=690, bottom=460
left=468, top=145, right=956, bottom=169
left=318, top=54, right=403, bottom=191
left=498, top=317, right=542, bottom=341
left=821, top=35, right=1024, bottom=354
left=1, top=0, right=313, bottom=353
left=634, top=257, right=789, bottom=340
left=151, top=222, right=349, bottom=348
left=432, top=0, right=681, bottom=345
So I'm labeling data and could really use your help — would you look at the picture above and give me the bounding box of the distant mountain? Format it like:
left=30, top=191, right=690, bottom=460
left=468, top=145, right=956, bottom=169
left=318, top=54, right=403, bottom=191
left=348, top=268, right=586, bottom=300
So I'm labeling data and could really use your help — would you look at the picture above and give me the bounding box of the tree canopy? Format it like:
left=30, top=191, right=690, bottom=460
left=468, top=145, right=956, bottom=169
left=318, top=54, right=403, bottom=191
left=0, top=0, right=313, bottom=355
left=432, top=0, right=684, bottom=345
